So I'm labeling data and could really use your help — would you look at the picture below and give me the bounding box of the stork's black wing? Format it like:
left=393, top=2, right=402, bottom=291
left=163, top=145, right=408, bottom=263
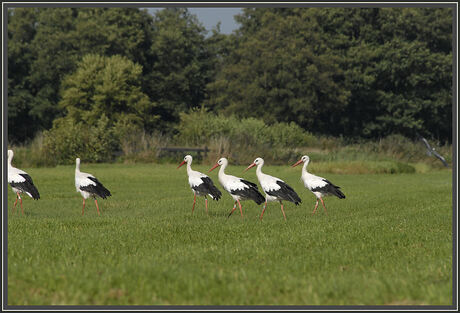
left=80, top=176, right=112, bottom=199
left=192, top=176, right=222, bottom=200
left=230, top=179, right=265, bottom=205
left=10, top=173, right=40, bottom=200
left=265, top=180, right=301, bottom=205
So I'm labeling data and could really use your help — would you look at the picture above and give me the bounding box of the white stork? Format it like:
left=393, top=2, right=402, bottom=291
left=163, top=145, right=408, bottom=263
left=209, top=157, right=265, bottom=219
left=7, top=149, right=40, bottom=214
left=75, top=158, right=111, bottom=216
left=245, top=157, right=301, bottom=220
left=292, top=155, right=345, bottom=215
left=177, top=155, right=222, bottom=215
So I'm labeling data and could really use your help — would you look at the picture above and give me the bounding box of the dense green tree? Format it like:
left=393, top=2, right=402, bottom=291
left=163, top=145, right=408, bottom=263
left=206, top=8, right=452, bottom=142
left=8, top=7, right=453, bottom=145
left=8, top=7, right=155, bottom=143
left=207, top=8, right=350, bottom=134
left=146, top=8, right=213, bottom=129
left=59, top=54, right=158, bottom=130
left=7, top=8, right=40, bottom=143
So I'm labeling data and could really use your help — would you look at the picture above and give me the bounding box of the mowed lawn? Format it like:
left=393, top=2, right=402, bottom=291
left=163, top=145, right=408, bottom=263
left=7, top=163, right=453, bottom=306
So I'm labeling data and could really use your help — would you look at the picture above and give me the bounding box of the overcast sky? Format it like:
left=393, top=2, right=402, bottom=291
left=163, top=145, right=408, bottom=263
left=146, top=8, right=243, bottom=35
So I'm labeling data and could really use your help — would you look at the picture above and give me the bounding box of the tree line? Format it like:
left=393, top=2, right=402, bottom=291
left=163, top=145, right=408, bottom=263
left=8, top=7, right=453, bottom=145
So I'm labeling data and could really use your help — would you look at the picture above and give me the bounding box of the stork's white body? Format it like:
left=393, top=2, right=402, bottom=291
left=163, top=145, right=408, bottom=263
left=300, top=169, right=329, bottom=199
left=254, top=164, right=284, bottom=203
left=75, top=170, right=97, bottom=200
left=292, top=155, right=345, bottom=215
left=8, top=164, right=32, bottom=198
left=7, top=149, right=40, bottom=214
left=75, top=158, right=111, bottom=215
left=185, top=162, right=215, bottom=198
left=246, top=158, right=301, bottom=220
left=209, top=157, right=264, bottom=218
left=178, top=155, right=221, bottom=214
left=217, top=163, right=250, bottom=202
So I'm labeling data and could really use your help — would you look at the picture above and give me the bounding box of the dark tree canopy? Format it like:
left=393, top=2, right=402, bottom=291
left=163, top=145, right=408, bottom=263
left=7, top=7, right=453, bottom=144
left=206, top=7, right=452, bottom=142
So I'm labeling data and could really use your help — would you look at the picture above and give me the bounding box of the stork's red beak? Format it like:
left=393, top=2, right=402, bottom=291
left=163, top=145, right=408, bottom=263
left=209, top=163, right=220, bottom=172
left=244, top=163, right=256, bottom=172
left=177, top=160, right=186, bottom=169
left=292, top=159, right=303, bottom=167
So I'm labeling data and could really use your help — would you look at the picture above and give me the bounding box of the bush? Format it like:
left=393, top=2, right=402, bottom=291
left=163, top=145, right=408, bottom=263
left=174, top=109, right=316, bottom=164
left=43, top=115, right=117, bottom=164
left=8, top=133, right=55, bottom=168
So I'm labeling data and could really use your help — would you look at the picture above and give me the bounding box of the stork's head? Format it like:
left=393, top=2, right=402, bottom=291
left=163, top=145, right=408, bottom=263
left=209, top=157, right=228, bottom=172
left=245, top=157, right=264, bottom=172
left=177, top=155, right=192, bottom=169
left=75, top=157, right=81, bottom=170
left=292, top=155, right=310, bottom=167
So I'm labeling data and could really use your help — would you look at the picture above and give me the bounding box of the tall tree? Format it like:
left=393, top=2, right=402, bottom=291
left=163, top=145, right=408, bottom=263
left=7, top=8, right=40, bottom=143
left=146, top=8, right=212, bottom=129
left=59, top=54, right=158, bottom=130
left=206, top=8, right=452, bottom=142
left=206, top=8, right=350, bottom=135
left=8, top=7, right=155, bottom=143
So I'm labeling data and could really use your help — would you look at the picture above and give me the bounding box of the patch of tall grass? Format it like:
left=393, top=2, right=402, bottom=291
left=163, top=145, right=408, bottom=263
left=8, top=110, right=452, bottom=174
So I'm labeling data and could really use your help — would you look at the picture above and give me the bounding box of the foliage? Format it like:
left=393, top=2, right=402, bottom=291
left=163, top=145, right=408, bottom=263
left=7, top=8, right=41, bottom=143
left=8, top=7, right=453, bottom=146
left=206, top=8, right=452, bottom=142
left=59, top=54, right=158, bottom=131
left=42, top=115, right=117, bottom=164
left=146, top=8, right=215, bottom=129
left=174, top=109, right=316, bottom=164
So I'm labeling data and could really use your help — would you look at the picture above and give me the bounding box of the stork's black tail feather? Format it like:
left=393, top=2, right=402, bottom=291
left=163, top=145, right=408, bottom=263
left=332, top=187, right=346, bottom=199
left=12, top=173, right=40, bottom=199
left=29, top=184, right=40, bottom=200
left=268, top=181, right=302, bottom=205
left=202, top=177, right=222, bottom=201
left=87, top=177, right=112, bottom=199
left=251, top=188, right=265, bottom=205
left=239, top=179, right=265, bottom=205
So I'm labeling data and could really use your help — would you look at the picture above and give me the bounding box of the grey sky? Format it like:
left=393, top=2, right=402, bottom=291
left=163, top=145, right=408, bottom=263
left=146, top=8, right=243, bottom=35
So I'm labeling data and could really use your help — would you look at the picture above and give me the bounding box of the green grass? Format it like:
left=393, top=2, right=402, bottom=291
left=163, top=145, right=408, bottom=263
left=7, top=163, right=453, bottom=306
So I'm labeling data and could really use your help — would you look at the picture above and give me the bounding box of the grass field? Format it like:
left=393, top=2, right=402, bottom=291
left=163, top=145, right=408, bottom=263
left=6, top=162, right=453, bottom=306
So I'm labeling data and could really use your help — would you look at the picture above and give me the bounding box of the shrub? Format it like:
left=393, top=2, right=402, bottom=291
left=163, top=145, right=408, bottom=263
left=8, top=133, right=55, bottom=168
left=175, top=109, right=317, bottom=164
left=43, top=114, right=117, bottom=164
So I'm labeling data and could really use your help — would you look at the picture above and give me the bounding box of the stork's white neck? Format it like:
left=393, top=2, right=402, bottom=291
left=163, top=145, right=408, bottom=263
left=218, top=161, right=228, bottom=178
left=7, top=151, right=13, bottom=168
left=186, top=160, right=193, bottom=175
left=75, top=159, right=81, bottom=172
left=303, top=161, right=310, bottom=173
left=256, top=163, right=264, bottom=178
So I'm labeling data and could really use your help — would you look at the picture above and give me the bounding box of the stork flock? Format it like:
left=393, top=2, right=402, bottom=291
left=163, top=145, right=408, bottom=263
left=179, top=155, right=345, bottom=220
left=7, top=149, right=346, bottom=220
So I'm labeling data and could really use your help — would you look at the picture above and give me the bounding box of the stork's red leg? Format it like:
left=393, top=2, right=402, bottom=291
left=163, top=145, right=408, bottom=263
left=280, top=201, right=287, bottom=221
left=192, top=194, right=197, bottom=214
left=205, top=197, right=208, bottom=215
left=12, top=194, right=18, bottom=214
left=312, top=199, right=319, bottom=214
left=228, top=202, right=237, bottom=218
left=237, top=200, right=243, bottom=218
left=260, top=201, right=268, bottom=220
left=82, top=198, right=86, bottom=216
left=95, top=199, right=101, bottom=216
left=320, top=197, right=328, bottom=215
left=19, top=195, right=24, bottom=215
